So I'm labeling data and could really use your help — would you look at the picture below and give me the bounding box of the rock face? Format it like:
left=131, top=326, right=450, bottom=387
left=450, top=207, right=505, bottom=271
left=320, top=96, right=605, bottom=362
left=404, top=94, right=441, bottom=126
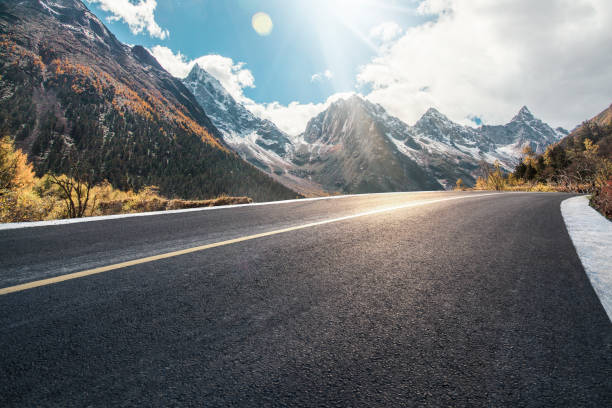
left=480, top=106, right=567, bottom=156
left=0, top=0, right=297, bottom=201
left=182, top=64, right=292, bottom=171
left=294, top=96, right=443, bottom=193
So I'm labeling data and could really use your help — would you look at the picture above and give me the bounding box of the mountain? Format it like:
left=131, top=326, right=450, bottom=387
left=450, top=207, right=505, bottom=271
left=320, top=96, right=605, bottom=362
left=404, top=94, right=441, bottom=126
left=0, top=0, right=297, bottom=201
left=293, top=96, right=443, bottom=193
left=292, top=98, right=566, bottom=190
left=291, top=97, right=493, bottom=190
left=182, top=65, right=292, bottom=169
left=480, top=106, right=567, bottom=156
left=181, top=60, right=566, bottom=192
left=182, top=64, right=330, bottom=196
left=182, top=64, right=567, bottom=192
left=413, top=108, right=495, bottom=151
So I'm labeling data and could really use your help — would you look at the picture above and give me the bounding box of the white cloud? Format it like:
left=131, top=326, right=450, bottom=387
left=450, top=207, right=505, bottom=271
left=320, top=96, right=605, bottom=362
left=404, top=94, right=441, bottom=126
left=149, top=45, right=190, bottom=78
left=311, top=69, right=334, bottom=82
left=148, top=45, right=191, bottom=76
left=149, top=46, right=254, bottom=103
left=152, top=1, right=612, bottom=137
left=191, top=56, right=255, bottom=102
left=369, top=22, right=403, bottom=43
left=416, top=0, right=453, bottom=15
left=358, top=0, right=612, bottom=129
left=245, top=93, right=356, bottom=136
left=87, top=0, right=168, bottom=39
left=149, top=46, right=347, bottom=135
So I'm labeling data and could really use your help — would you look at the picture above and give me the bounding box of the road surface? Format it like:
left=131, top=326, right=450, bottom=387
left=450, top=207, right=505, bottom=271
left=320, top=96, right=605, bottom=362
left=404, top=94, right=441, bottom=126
left=1, top=191, right=611, bottom=406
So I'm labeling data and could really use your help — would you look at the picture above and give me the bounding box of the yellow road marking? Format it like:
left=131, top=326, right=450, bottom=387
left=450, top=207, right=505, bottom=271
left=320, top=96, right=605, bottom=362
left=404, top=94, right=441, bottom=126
left=0, top=193, right=499, bottom=295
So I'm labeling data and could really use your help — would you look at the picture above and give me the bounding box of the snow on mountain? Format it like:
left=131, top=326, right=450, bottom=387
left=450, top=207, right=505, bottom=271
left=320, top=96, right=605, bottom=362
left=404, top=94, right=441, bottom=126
left=292, top=96, right=442, bottom=193
left=480, top=106, right=566, bottom=158
left=413, top=108, right=495, bottom=152
left=183, top=67, right=563, bottom=192
left=182, top=64, right=293, bottom=170
left=293, top=97, right=565, bottom=190
left=182, top=64, right=328, bottom=196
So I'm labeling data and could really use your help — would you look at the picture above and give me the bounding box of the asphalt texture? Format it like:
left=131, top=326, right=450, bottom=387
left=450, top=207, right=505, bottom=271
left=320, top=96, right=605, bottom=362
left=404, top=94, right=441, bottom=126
left=1, top=191, right=611, bottom=407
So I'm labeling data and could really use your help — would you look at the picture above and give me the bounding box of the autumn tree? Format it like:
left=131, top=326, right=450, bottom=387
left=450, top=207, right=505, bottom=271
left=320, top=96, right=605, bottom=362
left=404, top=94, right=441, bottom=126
left=0, top=136, right=35, bottom=193
left=49, top=154, right=96, bottom=218
left=488, top=161, right=507, bottom=191
left=455, top=178, right=464, bottom=190
left=0, top=136, right=52, bottom=222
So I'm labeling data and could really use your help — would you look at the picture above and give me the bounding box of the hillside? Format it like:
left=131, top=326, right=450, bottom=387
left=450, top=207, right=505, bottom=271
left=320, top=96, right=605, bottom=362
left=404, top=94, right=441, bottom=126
left=561, top=104, right=612, bottom=157
left=0, top=0, right=297, bottom=201
left=509, top=103, right=611, bottom=218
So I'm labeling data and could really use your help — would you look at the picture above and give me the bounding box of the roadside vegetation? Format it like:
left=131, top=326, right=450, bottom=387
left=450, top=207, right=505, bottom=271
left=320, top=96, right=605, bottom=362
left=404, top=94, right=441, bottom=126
left=0, top=136, right=251, bottom=223
left=456, top=136, right=611, bottom=220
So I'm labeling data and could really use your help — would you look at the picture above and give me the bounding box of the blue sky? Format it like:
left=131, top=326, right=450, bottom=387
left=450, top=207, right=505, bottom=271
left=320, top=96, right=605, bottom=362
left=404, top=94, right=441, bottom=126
left=85, top=0, right=612, bottom=134
left=87, top=0, right=429, bottom=106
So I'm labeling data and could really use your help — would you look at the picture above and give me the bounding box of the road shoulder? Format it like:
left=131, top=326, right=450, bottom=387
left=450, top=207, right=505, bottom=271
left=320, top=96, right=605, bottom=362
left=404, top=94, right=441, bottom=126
left=561, top=195, right=612, bottom=321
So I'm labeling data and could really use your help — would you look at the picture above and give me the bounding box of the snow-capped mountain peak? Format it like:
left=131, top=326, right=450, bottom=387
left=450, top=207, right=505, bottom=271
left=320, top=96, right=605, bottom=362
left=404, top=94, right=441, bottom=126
left=415, top=108, right=463, bottom=133
left=422, top=107, right=450, bottom=121
left=512, top=105, right=535, bottom=122
left=182, top=63, right=295, bottom=175
left=184, top=64, right=233, bottom=108
left=412, top=106, right=492, bottom=148
left=480, top=106, right=563, bottom=154
left=182, top=74, right=564, bottom=194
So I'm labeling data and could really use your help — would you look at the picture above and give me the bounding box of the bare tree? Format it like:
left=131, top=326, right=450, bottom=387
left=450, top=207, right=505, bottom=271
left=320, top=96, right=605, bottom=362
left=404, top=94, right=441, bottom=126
left=49, top=158, right=95, bottom=218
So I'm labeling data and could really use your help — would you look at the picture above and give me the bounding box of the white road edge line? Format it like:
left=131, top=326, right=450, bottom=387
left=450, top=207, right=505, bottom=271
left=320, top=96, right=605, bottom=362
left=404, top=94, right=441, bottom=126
left=561, top=196, right=612, bottom=322
left=0, top=193, right=501, bottom=295
left=0, top=190, right=444, bottom=231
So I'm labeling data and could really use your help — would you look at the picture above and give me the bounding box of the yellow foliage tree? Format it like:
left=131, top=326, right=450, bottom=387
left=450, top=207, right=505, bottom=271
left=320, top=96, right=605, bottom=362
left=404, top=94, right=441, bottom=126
left=0, top=136, right=35, bottom=192
left=0, top=136, right=57, bottom=222
left=455, top=178, right=464, bottom=190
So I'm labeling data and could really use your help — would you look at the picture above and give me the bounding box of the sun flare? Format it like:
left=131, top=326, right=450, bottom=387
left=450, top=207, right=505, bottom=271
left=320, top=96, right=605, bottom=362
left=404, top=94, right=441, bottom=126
left=252, top=12, right=273, bottom=36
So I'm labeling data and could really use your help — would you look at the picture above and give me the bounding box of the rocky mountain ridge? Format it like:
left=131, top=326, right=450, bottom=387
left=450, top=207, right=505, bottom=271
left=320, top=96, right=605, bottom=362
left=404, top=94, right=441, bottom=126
left=186, top=62, right=567, bottom=192
left=182, top=64, right=328, bottom=195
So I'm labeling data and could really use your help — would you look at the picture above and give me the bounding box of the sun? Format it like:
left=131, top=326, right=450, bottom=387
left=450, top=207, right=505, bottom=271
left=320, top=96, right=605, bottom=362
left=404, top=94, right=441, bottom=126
left=252, top=12, right=273, bottom=36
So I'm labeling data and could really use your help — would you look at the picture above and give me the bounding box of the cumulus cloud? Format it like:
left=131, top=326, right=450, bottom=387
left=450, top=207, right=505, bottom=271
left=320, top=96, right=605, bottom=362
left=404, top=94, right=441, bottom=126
left=149, top=46, right=347, bottom=135
left=147, top=45, right=191, bottom=76
left=311, top=69, right=334, bottom=82
left=88, top=0, right=168, bottom=39
left=149, top=46, right=254, bottom=103
left=358, top=0, right=612, bottom=129
left=245, top=93, right=357, bottom=136
left=369, top=22, right=403, bottom=43
left=191, top=56, right=255, bottom=102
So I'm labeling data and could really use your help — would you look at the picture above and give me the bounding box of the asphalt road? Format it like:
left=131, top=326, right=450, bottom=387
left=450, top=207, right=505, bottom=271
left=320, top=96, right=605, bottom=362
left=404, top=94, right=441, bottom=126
left=1, top=191, right=611, bottom=407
